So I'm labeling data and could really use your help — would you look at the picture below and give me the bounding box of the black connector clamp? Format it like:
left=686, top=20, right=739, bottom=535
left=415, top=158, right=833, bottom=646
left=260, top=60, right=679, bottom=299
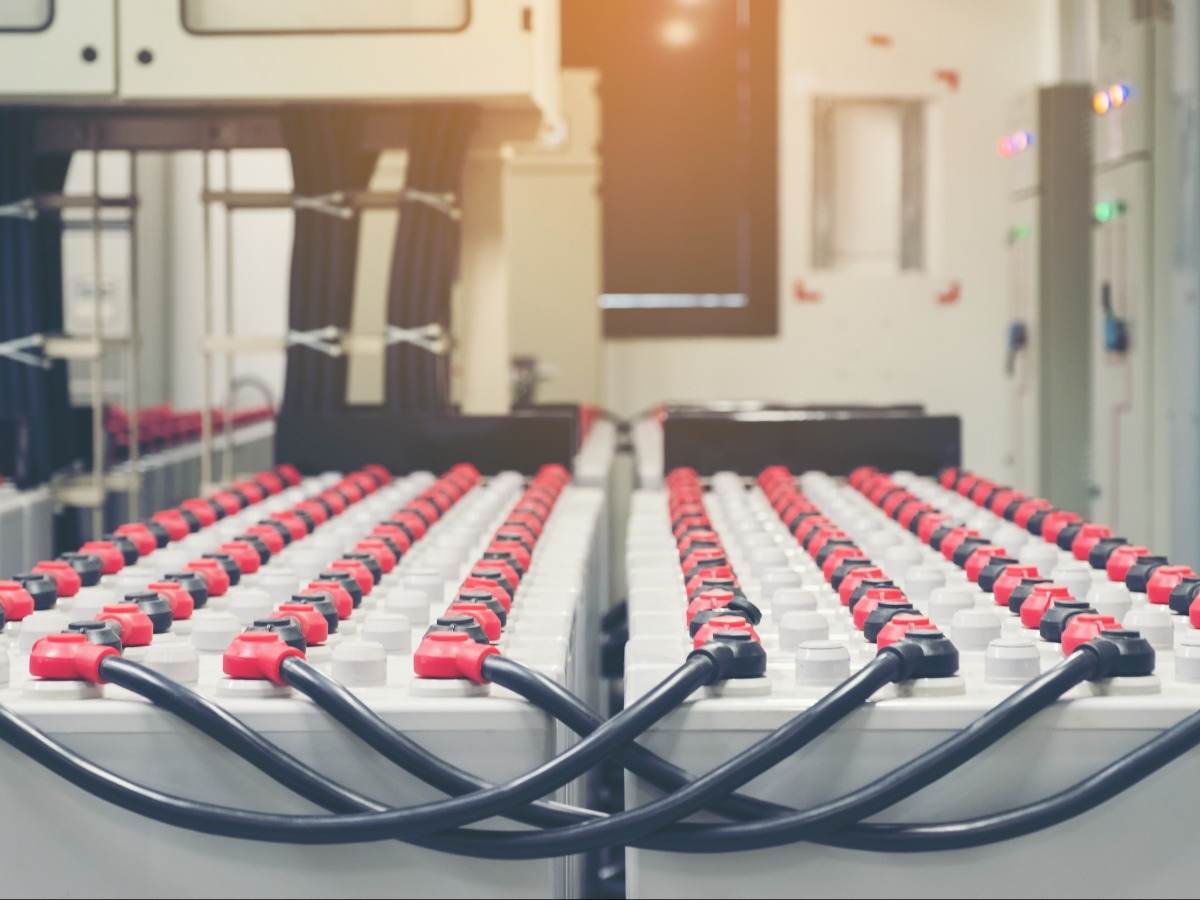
left=689, top=632, right=768, bottom=683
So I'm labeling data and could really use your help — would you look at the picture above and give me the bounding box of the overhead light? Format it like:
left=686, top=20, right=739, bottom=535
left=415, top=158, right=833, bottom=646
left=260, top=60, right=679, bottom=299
left=660, top=18, right=697, bottom=48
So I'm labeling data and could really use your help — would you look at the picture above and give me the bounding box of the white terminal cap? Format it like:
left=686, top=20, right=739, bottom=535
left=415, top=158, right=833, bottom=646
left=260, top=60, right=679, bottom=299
left=17, top=610, right=70, bottom=655
left=883, top=544, right=923, bottom=581
left=749, top=545, right=788, bottom=572
left=795, top=640, right=851, bottom=686
left=771, top=587, right=820, bottom=623
left=332, top=639, right=388, bottom=686
left=1018, top=542, right=1059, bottom=578
left=903, top=565, right=946, bottom=608
left=383, top=586, right=432, bottom=626
left=951, top=608, right=1002, bottom=651
left=1122, top=607, right=1174, bottom=649
left=778, top=611, right=830, bottom=651
left=228, top=587, right=275, bottom=626
left=189, top=611, right=242, bottom=653
left=1176, top=631, right=1200, bottom=683
left=1049, top=564, right=1092, bottom=605
left=1087, top=582, right=1133, bottom=622
left=985, top=637, right=1041, bottom=684
left=361, top=612, right=413, bottom=654
left=927, top=585, right=979, bottom=627
left=760, top=567, right=805, bottom=602
left=143, top=641, right=200, bottom=683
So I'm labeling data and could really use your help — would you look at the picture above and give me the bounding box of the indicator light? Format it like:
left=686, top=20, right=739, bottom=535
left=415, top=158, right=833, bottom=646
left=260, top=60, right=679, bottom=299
left=1094, top=201, right=1126, bottom=223
left=1093, top=90, right=1111, bottom=114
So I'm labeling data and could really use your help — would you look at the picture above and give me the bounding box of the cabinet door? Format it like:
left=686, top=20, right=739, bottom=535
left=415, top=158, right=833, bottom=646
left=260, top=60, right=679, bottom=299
left=0, top=0, right=115, bottom=98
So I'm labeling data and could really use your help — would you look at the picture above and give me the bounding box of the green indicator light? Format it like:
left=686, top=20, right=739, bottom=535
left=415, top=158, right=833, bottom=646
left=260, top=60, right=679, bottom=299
left=1094, top=200, right=1127, bottom=223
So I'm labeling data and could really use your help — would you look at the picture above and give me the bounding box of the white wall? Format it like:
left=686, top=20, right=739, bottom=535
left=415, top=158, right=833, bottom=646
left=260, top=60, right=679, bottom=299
left=603, top=0, right=1058, bottom=478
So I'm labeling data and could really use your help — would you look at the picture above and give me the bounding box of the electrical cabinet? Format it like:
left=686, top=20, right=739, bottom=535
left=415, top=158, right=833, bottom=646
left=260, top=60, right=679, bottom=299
left=0, top=0, right=116, bottom=97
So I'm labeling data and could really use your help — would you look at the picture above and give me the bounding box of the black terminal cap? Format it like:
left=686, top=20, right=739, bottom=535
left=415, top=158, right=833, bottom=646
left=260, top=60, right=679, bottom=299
left=977, top=556, right=1018, bottom=594
left=318, top=571, right=362, bottom=608
left=163, top=572, right=208, bottom=609
left=456, top=588, right=508, bottom=626
left=1026, top=508, right=1055, bottom=538
left=691, top=577, right=748, bottom=603
left=1083, top=629, right=1156, bottom=679
left=177, top=507, right=202, bottom=532
left=204, top=497, right=227, bottom=520
left=907, top=509, right=930, bottom=536
left=494, top=530, right=535, bottom=554
left=928, top=524, right=955, bottom=553
left=342, top=553, right=382, bottom=586
left=875, top=486, right=905, bottom=510
left=293, top=593, right=339, bottom=634
left=1002, top=497, right=1024, bottom=521
left=684, top=556, right=728, bottom=583
left=787, top=510, right=820, bottom=532
left=383, top=518, right=418, bottom=543
left=796, top=519, right=827, bottom=548
left=470, top=566, right=515, bottom=598
left=312, top=495, right=336, bottom=519
left=227, top=486, right=251, bottom=508
left=848, top=579, right=897, bottom=614
left=234, top=534, right=272, bottom=565
left=881, top=628, right=960, bottom=679
left=1126, top=556, right=1169, bottom=593
left=103, top=534, right=140, bottom=567
left=57, top=552, right=102, bottom=587
left=1054, top=522, right=1083, bottom=551
left=1039, top=600, right=1095, bottom=643
left=201, top=553, right=241, bottom=587
left=830, top=558, right=872, bottom=592
left=67, top=620, right=123, bottom=651
left=1088, top=537, right=1128, bottom=571
left=402, top=505, right=431, bottom=527
left=952, top=537, right=992, bottom=568
left=127, top=591, right=173, bottom=634
left=373, top=534, right=405, bottom=559
left=687, top=597, right=763, bottom=636
left=1007, top=577, right=1051, bottom=615
left=13, top=573, right=57, bottom=611
left=249, top=617, right=308, bottom=652
left=427, top=614, right=489, bottom=645
left=690, top=631, right=768, bottom=682
left=815, top=539, right=857, bottom=568
left=863, top=600, right=916, bottom=643
left=257, top=519, right=293, bottom=546
left=483, top=550, right=526, bottom=577
left=1168, top=577, right=1200, bottom=617
left=142, top=520, right=171, bottom=549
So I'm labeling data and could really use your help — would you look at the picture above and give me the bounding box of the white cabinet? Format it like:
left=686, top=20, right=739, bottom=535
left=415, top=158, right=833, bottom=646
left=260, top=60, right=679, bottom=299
left=0, top=0, right=116, bottom=97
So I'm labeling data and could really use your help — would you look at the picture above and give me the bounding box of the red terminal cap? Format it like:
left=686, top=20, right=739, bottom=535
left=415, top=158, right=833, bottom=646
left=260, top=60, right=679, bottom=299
left=686, top=565, right=737, bottom=598
left=446, top=602, right=503, bottom=642
left=1041, top=510, right=1083, bottom=544
left=965, top=546, right=1008, bottom=584
left=320, top=490, right=348, bottom=516
left=917, top=513, right=950, bottom=545
left=304, top=582, right=353, bottom=620
left=413, top=631, right=499, bottom=683
left=245, top=524, right=286, bottom=556
left=29, top=633, right=117, bottom=683
left=185, top=559, right=231, bottom=597
left=234, top=479, right=268, bottom=503
left=853, top=587, right=908, bottom=631
left=806, top=527, right=848, bottom=557
left=391, top=511, right=427, bottom=541
left=989, top=488, right=1024, bottom=516
left=273, top=603, right=330, bottom=646
left=937, top=468, right=960, bottom=489
left=336, top=480, right=365, bottom=504
left=682, top=546, right=726, bottom=573
left=32, top=560, right=81, bottom=598
left=180, top=498, right=218, bottom=528
left=296, top=500, right=329, bottom=527
left=488, top=541, right=532, bottom=572
left=96, top=604, right=154, bottom=647
left=270, top=512, right=309, bottom=541
left=219, top=541, right=261, bottom=575
left=1107, top=545, right=1152, bottom=584
left=1147, top=565, right=1196, bottom=606
left=151, top=510, right=190, bottom=541
left=969, top=479, right=998, bottom=506
left=686, top=589, right=737, bottom=627
left=875, top=613, right=934, bottom=650
left=355, top=539, right=397, bottom=574
left=692, top=614, right=761, bottom=649
left=461, top=576, right=513, bottom=613
left=1013, top=498, right=1052, bottom=529
left=113, top=523, right=156, bottom=557
left=371, top=524, right=413, bottom=555
left=1020, top=584, right=1074, bottom=630
left=840, top=567, right=886, bottom=607
left=223, top=632, right=303, bottom=685
left=1189, top=596, right=1200, bottom=630
left=329, top=559, right=373, bottom=596
left=211, top=491, right=244, bottom=517
left=275, top=463, right=303, bottom=487
left=881, top=490, right=913, bottom=518
left=897, top=501, right=930, bottom=530
left=822, top=545, right=865, bottom=581
left=0, top=581, right=36, bottom=621
left=1071, top=524, right=1113, bottom=562
left=474, top=559, right=520, bottom=592
left=147, top=581, right=195, bottom=621
left=1061, top=613, right=1121, bottom=656
left=955, top=473, right=980, bottom=498
left=994, top=565, right=1042, bottom=608
left=79, top=541, right=124, bottom=575
left=939, top=528, right=979, bottom=562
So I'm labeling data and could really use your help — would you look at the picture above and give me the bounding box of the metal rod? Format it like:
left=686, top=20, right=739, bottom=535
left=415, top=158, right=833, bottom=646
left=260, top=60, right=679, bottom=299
left=126, top=152, right=142, bottom=519
left=200, top=149, right=214, bottom=491
left=90, top=146, right=104, bottom=535
left=222, top=150, right=235, bottom=483
left=201, top=188, right=459, bottom=219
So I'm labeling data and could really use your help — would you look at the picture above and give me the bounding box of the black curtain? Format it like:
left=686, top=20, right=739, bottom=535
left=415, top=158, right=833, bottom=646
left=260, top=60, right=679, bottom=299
left=384, top=105, right=477, bottom=411
left=0, top=109, right=75, bottom=487
left=280, top=108, right=380, bottom=414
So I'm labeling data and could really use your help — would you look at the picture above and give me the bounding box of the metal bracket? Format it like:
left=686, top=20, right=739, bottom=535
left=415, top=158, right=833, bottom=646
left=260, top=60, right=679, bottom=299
left=384, top=322, right=450, bottom=355
left=0, top=334, right=51, bottom=370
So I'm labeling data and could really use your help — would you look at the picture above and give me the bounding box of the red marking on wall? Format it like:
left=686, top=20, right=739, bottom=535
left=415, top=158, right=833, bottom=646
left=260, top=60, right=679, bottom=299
left=934, top=69, right=960, bottom=91
left=936, top=281, right=962, bottom=305
left=792, top=278, right=822, bottom=303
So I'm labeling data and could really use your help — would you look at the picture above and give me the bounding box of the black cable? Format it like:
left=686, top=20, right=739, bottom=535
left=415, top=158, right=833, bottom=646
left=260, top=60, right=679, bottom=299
left=823, top=704, right=1200, bottom=852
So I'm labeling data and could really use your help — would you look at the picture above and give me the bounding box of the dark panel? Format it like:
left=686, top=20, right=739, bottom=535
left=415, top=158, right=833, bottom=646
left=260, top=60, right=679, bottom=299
left=275, top=411, right=579, bottom=476
left=663, top=413, right=961, bottom=476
